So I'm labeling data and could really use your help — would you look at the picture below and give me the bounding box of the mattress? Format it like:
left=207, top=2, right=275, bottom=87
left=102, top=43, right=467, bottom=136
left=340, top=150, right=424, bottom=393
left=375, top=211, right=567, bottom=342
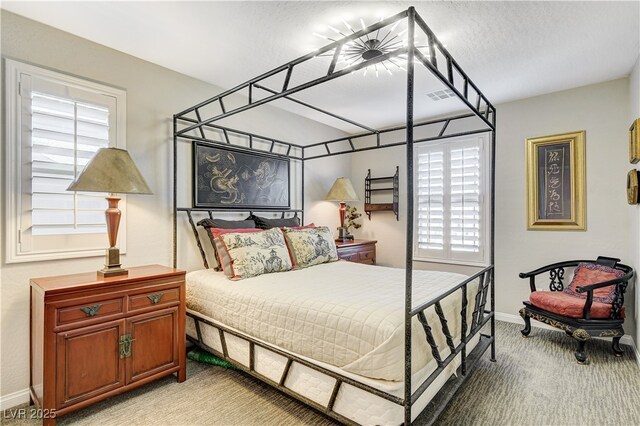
left=186, top=260, right=479, bottom=382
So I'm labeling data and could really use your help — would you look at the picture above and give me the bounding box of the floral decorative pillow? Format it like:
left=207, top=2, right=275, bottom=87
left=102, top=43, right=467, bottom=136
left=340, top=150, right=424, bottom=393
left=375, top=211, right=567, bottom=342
left=282, top=226, right=338, bottom=269
left=216, top=228, right=292, bottom=280
left=563, top=262, right=624, bottom=304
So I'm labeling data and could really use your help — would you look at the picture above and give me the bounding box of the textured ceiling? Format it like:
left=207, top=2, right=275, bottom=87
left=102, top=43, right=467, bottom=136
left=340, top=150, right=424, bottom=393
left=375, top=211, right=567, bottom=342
left=3, top=1, right=639, bottom=134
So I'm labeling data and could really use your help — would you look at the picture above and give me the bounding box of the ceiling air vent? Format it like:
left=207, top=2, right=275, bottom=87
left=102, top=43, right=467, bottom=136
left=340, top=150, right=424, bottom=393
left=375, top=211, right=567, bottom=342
left=426, top=89, right=456, bottom=101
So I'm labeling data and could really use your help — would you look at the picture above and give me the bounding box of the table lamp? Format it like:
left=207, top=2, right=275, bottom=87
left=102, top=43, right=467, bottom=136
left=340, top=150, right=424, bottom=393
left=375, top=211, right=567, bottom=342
left=67, top=147, right=152, bottom=277
left=325, top=177, right=359, bottom=242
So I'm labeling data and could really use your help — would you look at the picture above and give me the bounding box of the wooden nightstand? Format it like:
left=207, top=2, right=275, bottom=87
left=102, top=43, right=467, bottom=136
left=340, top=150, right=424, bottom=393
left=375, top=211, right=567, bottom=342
left=30, top=265, right=186, bottom=425
left=335, top=239, right=377, bottom=265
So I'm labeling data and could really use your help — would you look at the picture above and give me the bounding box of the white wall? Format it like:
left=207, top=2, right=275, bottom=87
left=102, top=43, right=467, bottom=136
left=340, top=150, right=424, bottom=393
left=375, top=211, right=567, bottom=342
left=348, top=78, right=634, bottom=337
left=304, top=155, right=353, bottom=231
left=495, top=78, right=632, bottom=335
left=629, top=55, right=640, bottom=347
left=0, top=10, right=349, bottom=405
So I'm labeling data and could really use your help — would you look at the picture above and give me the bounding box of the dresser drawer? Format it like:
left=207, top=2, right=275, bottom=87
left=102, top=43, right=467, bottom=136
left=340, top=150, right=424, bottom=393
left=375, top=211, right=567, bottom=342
left=129, top=287, right=181, bottom=312
left=56, top=297, right=125, bottom=327
left=336, top=240, right=377, bottom=265
left=359, top=250, right=375, bottom=262
left=339, top=252, right=360, bottom=262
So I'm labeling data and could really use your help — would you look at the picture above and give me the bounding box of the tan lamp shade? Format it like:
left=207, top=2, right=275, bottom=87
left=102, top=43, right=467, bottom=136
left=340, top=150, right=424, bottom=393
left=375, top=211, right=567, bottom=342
left=67, top=147, right=152, bottom=194
left=326, top=177, right=359, bottom=202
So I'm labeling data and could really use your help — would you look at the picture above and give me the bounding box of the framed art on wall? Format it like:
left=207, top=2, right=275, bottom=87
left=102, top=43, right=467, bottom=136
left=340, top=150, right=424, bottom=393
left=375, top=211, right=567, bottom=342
left=630, top=118, right=640, bottom=164
left=628, top=169, right=639, bottom=205
left=526, top=131, right=586, bottom=230
left=193, top=142, right=290, bottom=209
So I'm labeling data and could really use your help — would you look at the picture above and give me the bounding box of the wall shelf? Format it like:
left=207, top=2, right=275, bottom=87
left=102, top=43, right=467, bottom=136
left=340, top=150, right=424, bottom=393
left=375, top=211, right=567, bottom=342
left=364, top=166, right=399, bottom=221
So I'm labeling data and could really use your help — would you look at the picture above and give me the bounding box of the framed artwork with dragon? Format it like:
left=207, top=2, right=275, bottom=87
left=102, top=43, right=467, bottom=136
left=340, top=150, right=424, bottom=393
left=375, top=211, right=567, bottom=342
left=193, top=142, right=290, bottom=209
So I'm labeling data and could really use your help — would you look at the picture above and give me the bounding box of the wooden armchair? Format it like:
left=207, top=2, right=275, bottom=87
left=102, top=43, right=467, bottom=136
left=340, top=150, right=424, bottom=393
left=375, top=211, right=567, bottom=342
left=519, top=256, right=634, bottom=364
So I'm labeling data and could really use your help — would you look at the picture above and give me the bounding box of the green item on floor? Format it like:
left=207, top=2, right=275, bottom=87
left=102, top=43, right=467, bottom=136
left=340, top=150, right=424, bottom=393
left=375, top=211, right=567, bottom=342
left=188, top=348, right=238, bottom=370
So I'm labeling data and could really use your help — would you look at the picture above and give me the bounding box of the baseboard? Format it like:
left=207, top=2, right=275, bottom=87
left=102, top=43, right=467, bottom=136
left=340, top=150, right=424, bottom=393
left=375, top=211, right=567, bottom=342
left=0, top=388, right=30, bottom=411
left=495, top=311, right=637, bottom=352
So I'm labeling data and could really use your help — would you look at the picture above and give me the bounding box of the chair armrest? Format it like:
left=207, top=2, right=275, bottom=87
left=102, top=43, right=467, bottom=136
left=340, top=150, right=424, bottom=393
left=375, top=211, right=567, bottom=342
left=519, top=260, right=586, bottom=279
left=519, top=260, right=588, bottom=293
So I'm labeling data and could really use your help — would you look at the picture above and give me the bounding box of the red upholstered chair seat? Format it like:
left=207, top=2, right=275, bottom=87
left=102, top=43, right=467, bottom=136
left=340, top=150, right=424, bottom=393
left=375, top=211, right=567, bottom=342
left=529, top=291, right=624, bottom=319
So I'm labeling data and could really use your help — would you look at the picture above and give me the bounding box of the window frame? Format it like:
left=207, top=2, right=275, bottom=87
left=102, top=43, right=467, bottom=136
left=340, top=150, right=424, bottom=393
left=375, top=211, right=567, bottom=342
left=4, top=59, right=127, bottom=263
left=413, top=134, right=491, bottom=267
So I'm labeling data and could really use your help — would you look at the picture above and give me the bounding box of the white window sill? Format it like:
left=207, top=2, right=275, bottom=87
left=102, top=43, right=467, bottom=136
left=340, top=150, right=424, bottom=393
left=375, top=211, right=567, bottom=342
left=412, top=256, right=490, bottom=268
left=6, top=248, right=125, bottom=264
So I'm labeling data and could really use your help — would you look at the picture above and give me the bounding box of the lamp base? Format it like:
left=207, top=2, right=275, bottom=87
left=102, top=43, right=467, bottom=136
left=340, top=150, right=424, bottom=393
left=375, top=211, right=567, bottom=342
left=335, top=227, right=354, bottom=242
left=98, top=247, right=128, bottom=278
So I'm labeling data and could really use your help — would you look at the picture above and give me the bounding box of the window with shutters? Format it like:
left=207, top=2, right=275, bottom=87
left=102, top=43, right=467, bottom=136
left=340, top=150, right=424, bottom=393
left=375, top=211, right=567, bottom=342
left=5, top=60, right=127, bottom=263
left=414, top=135, right=490, bottom=265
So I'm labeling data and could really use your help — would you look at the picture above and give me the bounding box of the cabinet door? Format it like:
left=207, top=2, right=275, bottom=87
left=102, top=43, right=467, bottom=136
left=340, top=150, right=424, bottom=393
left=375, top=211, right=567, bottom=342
left=127, top=307, right=179, bottom=384
left=56, top=319, right=125, bottom=408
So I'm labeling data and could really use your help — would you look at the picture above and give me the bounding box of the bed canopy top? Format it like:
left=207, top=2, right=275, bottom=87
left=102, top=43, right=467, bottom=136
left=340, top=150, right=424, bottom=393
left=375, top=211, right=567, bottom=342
left=173, top=7, right=495, bottom=160
left=173, top=7, right=496, bottom=425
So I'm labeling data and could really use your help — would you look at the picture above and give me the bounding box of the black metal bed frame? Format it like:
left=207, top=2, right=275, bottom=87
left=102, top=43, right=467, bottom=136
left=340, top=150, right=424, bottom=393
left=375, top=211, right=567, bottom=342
left=172, top=7, right=496, bottom=425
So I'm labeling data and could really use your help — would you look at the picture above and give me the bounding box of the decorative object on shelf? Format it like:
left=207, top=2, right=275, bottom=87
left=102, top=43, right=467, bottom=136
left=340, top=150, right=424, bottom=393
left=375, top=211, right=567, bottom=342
left=526, top=131, right=586, bottom=230
left=67, top=147, right=152, bottom=277
left=628, top=169, right=639, bottom=205
left=364, top=166, right=399, bottom=220
left=193, top=142, right=290, bottom=209
left=343, top=204, right=362, bottom=240
left=630, top=118, right=640, bottom=164
left=326, top=177, right=359, bottom=242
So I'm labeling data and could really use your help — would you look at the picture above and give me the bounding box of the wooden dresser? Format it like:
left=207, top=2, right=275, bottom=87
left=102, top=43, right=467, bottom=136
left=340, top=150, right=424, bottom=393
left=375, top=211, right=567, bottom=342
left=30, top=264, right=186, bottom=425
left=335, top=239, right=377, bottom=265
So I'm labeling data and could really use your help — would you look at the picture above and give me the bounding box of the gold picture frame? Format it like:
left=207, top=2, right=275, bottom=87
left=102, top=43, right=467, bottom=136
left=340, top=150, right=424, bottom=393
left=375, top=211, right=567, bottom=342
left=630, top=118, right=640, bottom=164
left=628, top=169, right=639, bottom=205
left=526, top=131, right=586, bottom=230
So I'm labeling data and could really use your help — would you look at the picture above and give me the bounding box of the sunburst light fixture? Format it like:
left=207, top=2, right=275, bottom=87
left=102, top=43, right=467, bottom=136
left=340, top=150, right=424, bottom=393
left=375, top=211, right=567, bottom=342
left=312, top=17, right=434, bottom=77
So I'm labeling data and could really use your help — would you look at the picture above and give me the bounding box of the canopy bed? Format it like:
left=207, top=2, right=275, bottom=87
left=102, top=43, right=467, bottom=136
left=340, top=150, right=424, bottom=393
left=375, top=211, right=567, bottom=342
left=172, top=7, right=496, bottom=425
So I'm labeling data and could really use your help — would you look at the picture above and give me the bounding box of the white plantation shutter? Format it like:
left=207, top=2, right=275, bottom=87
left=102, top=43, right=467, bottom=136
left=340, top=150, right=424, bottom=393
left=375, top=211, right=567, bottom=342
left=31, top=92, right=109, bottom=235
left=414, top=136, right=488, bottom=264
left=5, top=59, right=126, bottom=263
left=449, top=144, right=481, bottom=253
left=416, top=150, right=444, bottom=250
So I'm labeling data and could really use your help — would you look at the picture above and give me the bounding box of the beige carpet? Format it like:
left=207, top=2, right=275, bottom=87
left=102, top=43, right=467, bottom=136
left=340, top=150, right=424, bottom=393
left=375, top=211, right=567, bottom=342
left=3, top=321, right=639, bottom=426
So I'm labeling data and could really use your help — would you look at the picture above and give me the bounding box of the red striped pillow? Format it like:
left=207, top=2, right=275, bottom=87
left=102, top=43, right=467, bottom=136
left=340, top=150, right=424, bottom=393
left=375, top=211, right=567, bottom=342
left=281, top=223, right=316, bottom=230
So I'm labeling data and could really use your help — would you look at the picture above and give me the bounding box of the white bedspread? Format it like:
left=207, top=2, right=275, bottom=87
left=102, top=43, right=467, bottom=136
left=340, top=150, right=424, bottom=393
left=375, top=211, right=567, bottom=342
left=186, top=261, right=478, bottom=381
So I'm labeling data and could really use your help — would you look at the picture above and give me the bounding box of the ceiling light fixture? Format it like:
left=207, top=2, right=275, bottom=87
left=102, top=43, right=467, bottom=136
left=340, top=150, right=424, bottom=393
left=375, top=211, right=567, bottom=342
left=313, top=16, right=429, bottom=77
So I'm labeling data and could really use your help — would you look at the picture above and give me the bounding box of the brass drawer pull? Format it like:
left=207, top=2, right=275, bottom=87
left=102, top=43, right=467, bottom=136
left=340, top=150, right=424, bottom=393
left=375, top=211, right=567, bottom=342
left=147, top=293, right=164, bottom=304
left=80, top=304, right=102, bottom=317
left=119, top=334, right=135, bottom=358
